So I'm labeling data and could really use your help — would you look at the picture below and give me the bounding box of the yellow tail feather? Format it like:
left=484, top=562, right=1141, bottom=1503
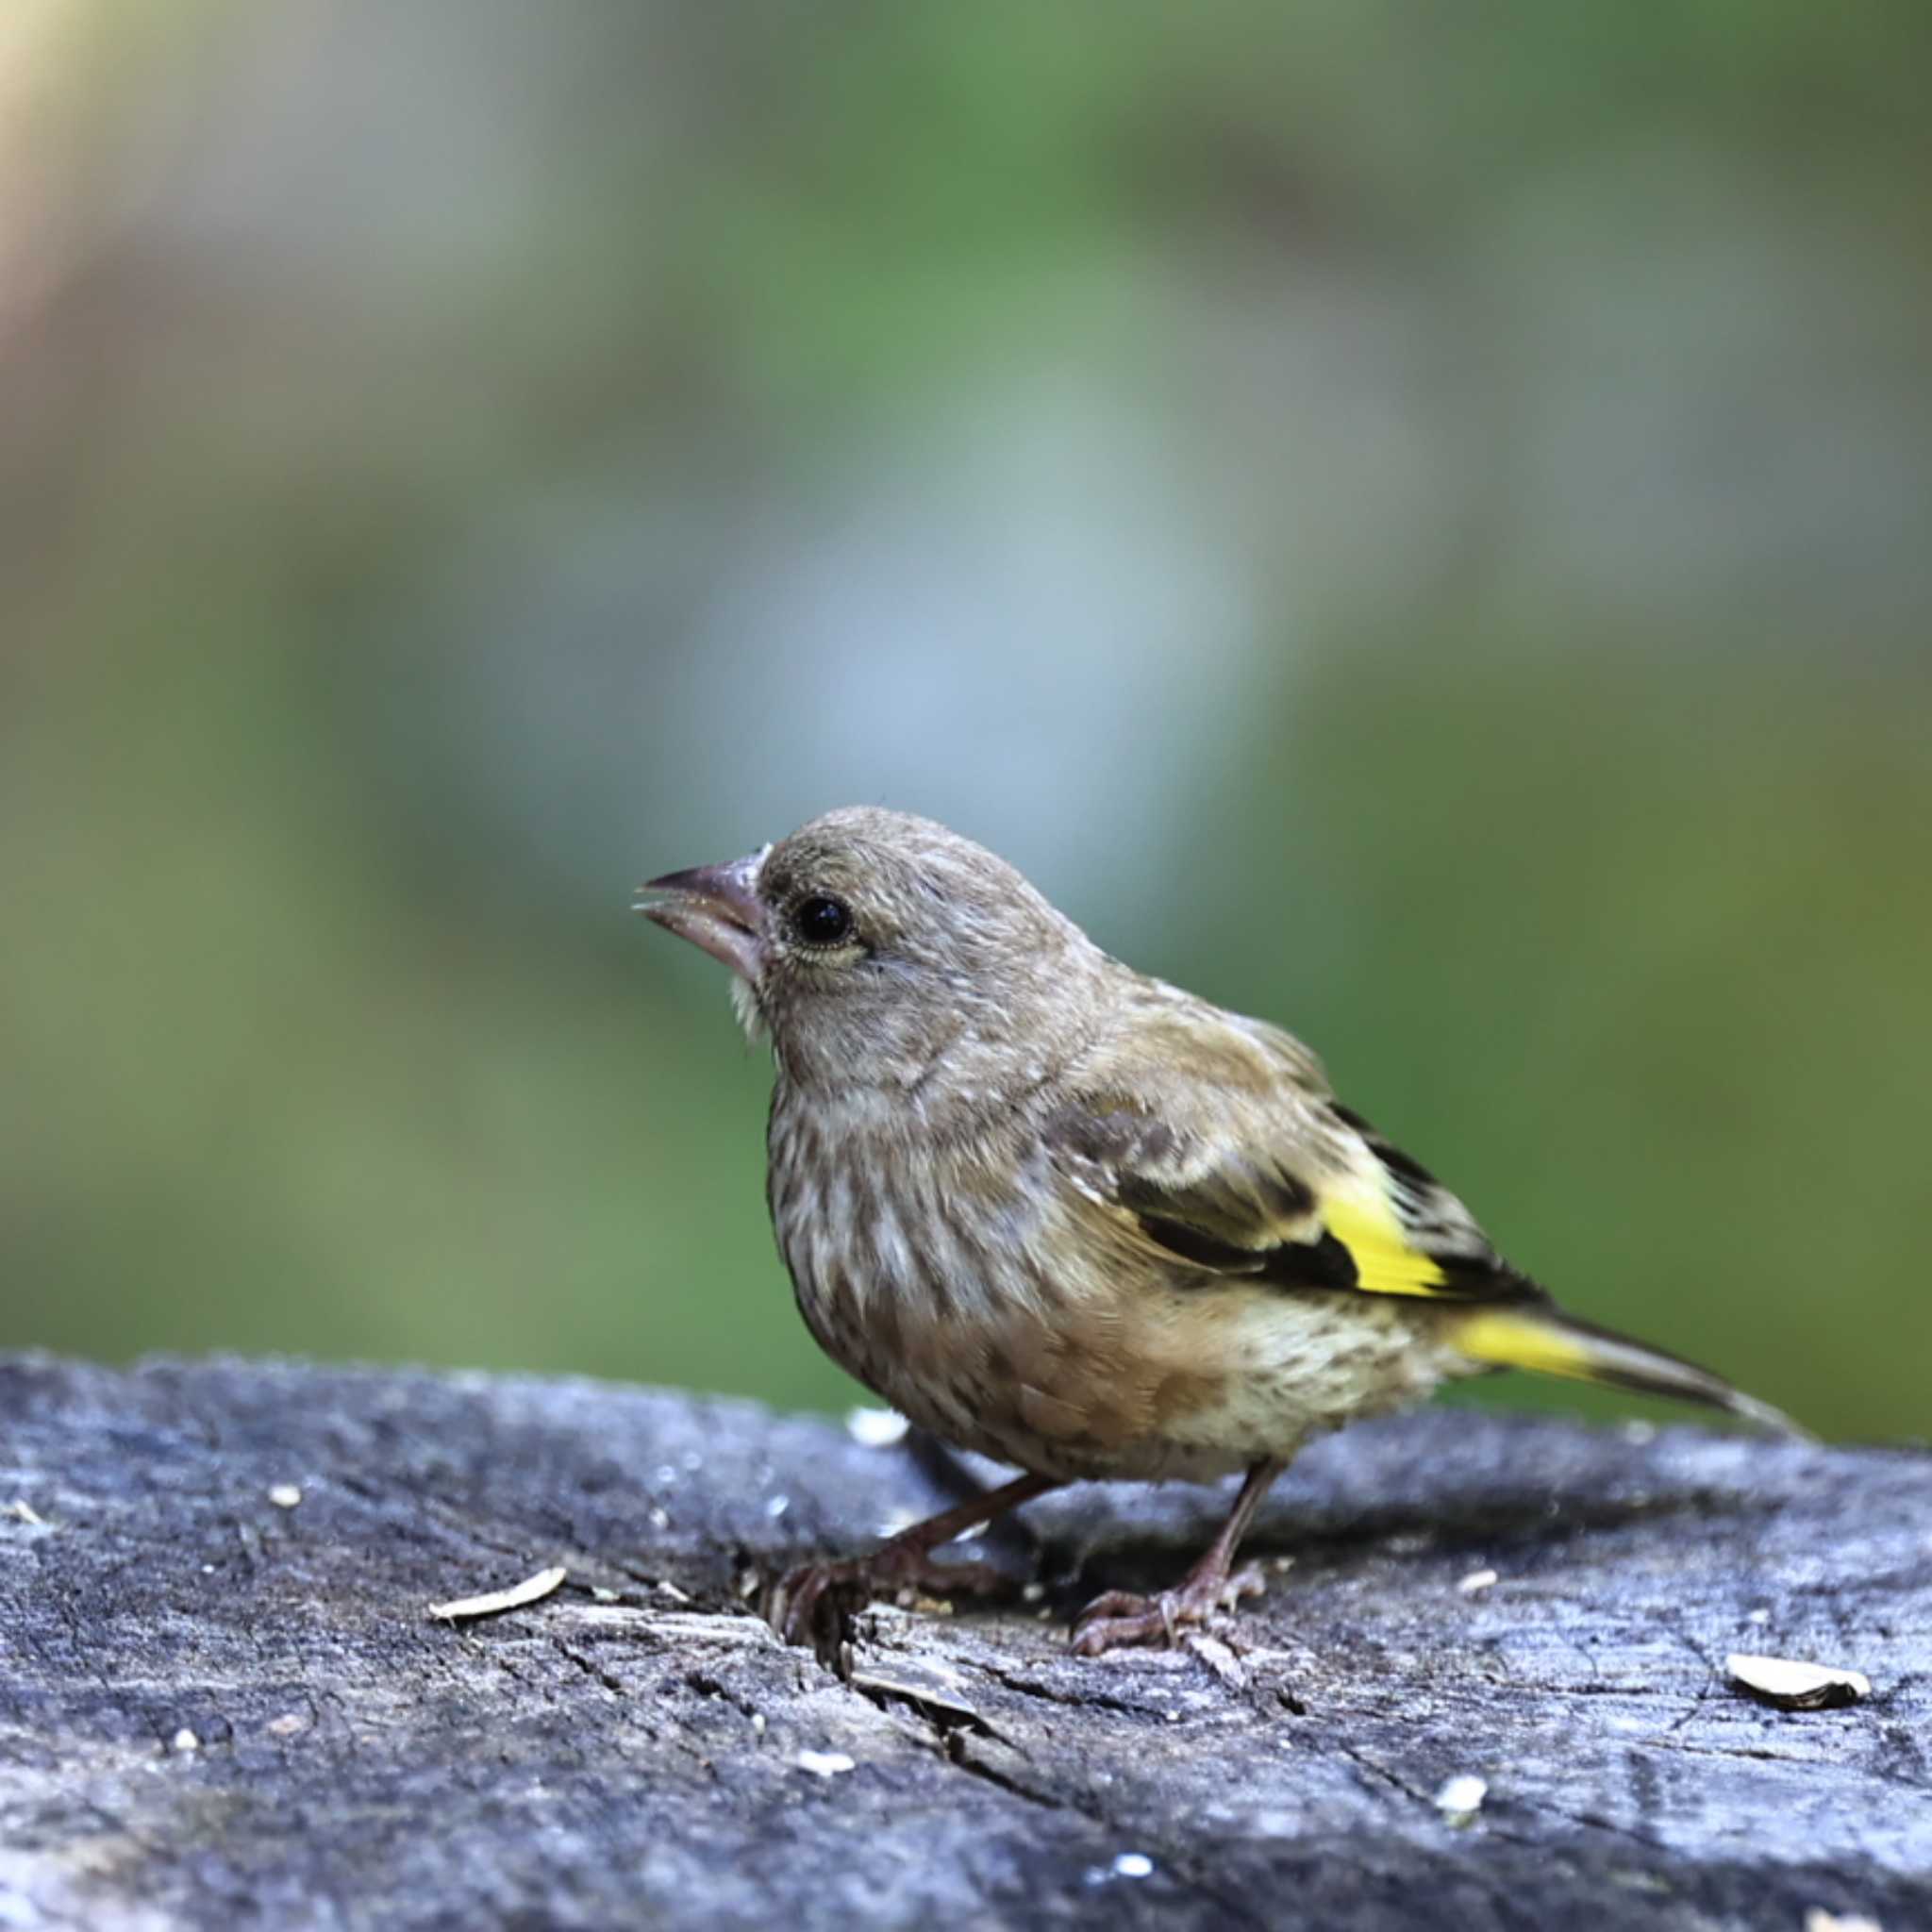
left=1454, top=1307, right=1807, bottom=1438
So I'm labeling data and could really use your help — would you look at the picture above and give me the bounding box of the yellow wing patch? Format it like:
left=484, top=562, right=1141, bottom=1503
left=1316, top=1185, right=1455, bottom=1300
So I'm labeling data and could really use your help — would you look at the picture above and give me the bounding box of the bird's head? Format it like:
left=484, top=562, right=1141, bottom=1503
left=638, top=807, right=1105, bottom=1097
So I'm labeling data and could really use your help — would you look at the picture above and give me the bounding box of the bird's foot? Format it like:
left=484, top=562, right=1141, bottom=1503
left=1070, top=1559, right=1268, bottom=1657
left=768, top=1543, right=1011, bottom=1655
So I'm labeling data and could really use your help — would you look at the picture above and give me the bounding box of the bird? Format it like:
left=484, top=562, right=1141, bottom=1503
left=637, top=806, right=1800, bottom=1656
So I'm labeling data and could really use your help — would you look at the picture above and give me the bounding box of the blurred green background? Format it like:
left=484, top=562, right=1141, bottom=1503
left=3, top=2, right=1927, bottom=1443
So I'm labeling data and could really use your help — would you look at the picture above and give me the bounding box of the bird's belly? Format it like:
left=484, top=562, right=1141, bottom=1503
left=767, top=1112, right=1457, bottom=1482
left=788, top=1227, right=1452, bottom=1482
left=969, top=1287, right=1459, bottom=1482
left=1143, top=1289, right=1457, bottom=1474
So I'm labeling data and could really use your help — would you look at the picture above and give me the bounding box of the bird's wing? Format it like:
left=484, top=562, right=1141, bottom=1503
left=1043, top=1041, right=1541, bottom=1307
left=1036, top=1002, right=1810, bottom=1437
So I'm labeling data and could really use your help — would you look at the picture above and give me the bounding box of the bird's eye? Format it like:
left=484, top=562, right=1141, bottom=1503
left=791, top=894, right=855, bottom=948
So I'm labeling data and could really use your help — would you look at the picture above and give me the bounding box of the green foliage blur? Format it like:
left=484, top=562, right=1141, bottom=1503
left=4, top=2, right=1928, bottom=1443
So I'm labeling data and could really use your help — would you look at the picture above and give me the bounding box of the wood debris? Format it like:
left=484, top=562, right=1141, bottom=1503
left=844, top=1407, right=909, bottom=1448
left=1726, top=1653, right=1871, bottom=1710
left=850, top=1658, right=984, bottom=1728
left=1434, top=1774, right=1488, bottom=1823
left=428, top=1565, right=568, bottom=1624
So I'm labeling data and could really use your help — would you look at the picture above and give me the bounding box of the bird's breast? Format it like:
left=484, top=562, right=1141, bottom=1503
left=769, top=1094, right=1126, bottom=1460
left=768, top=1096, right=1028, bottom=1359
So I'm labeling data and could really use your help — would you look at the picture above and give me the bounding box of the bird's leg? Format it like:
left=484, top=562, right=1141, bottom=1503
left=1072, top=1457, right=1285, bottom=1657
left=770, top=1471, right=1059, bottom=1652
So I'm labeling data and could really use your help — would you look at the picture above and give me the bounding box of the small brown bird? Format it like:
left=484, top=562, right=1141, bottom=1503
left=640, top=807, right=1797, bottom=1655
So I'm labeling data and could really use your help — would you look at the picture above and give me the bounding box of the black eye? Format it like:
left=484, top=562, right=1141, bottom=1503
left=792, top=894, right=854, bottom=947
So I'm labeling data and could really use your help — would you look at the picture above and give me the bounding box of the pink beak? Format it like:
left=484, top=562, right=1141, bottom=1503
left=635, top=849, right=767, bottom=980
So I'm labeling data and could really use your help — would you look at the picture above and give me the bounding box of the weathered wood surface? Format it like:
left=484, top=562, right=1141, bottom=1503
left=0, top=1356, right=1926, bottom=1931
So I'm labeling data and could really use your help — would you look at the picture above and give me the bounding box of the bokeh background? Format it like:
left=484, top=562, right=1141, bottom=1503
left=4, top=2, right=1928, bottom=1443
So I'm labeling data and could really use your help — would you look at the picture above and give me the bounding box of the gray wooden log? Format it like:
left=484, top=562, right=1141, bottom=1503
left=0, top=1356, right=1926, bottom=1930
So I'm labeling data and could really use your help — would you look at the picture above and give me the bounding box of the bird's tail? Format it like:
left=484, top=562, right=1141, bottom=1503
left=1451, top=1305, right=1808, bottom=1440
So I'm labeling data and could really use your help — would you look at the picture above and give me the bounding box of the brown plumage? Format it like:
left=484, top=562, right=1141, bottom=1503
left=640, top=807, right=1797, bottom=1655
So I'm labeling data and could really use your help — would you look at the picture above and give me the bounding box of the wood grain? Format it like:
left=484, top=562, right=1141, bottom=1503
left=0, top=1357, right=1925, bottom=1930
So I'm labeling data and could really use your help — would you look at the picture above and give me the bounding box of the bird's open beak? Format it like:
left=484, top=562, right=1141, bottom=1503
left=634, top=848, right=769, bottom=980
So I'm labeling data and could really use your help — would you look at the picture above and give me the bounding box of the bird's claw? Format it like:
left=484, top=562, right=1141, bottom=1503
left=1070, top=1560, right=1268, bottom=1657
left=767, top=1547, right=1012, bottom=1657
